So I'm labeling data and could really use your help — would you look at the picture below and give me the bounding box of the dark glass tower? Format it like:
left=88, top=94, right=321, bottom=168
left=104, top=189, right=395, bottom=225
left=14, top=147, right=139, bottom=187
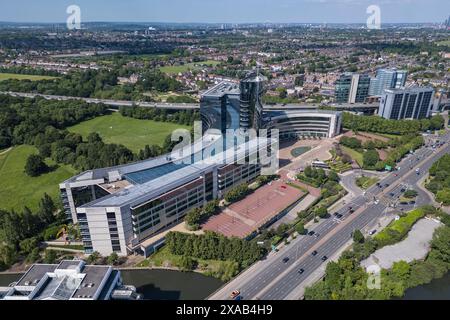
left=239, top=70, right=267, bottom=131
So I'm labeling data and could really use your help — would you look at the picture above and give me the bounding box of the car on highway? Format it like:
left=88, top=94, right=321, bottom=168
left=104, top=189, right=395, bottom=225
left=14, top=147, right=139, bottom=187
left=282, top=257, right=290, bottom=263
left=308, top=231, right=315, bottom=236
left=321, top=256, right=328, bottom=261
left=230, top=290, right=241, bottom=300
left=335, top=213, right=343, bottom=219
left=389, top=192, right=395, bottom=197
left=298, top=268, right=305, bottom=274
left=314, top=233, right=320, bottom=238
left=311, top=250, right=318, bottom=256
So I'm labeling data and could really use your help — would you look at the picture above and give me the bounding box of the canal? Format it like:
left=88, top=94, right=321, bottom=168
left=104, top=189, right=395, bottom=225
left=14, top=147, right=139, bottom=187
left=2, top=270, right=448, bottom=300
left=0, top=269, right=223, bottom=300
left=402, top=272, right=450, bottom=300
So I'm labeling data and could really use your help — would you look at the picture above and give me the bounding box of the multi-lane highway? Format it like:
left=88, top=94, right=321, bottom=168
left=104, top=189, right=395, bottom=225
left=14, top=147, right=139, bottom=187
left=0, top=91, right=200, bottom=110
left=209, top=131, right=450, bottom=300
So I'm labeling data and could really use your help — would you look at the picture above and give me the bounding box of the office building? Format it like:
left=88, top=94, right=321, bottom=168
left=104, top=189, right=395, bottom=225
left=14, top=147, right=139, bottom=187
left=335, top=73, right=370, bottom=104
left=0, top=260, right=140, bottom=300
left=368, top=68, right=408, bottom=96
left=378, top=86, right=435, bottom=120
left=61, top=74, right=342, bottom=257
left=239, top=70, right=267, bottom=130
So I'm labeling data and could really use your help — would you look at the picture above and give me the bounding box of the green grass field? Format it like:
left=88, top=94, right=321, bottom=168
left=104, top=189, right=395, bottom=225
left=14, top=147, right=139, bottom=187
left=341, top=146, right=364, bottom=167
left=436, top=39, right=450, bottom=46
left=356, top=176, right=379, bottom=189
left=0, top=145, right=76, bottom=212
left=68, top=112, right=190, bottom=153
left=160, top=60, right=220, bottom=74
left=0, top=73, right=57, bottom=81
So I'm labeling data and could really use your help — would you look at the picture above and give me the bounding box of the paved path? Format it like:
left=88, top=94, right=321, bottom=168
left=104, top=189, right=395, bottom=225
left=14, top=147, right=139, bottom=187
left=0, top=147, right=12, bottom=156
left=361, top=218, right=441, bottom=270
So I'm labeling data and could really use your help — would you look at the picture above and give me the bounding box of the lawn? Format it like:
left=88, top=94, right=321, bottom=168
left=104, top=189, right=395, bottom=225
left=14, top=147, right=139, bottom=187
left=0, top=73, right=57, bottom=81
left=341, top=145, right=364, bottom=167
left=356, top=176, right=379, bottom=189
left=0, top=145, right=76, bottom=212
left=68, top=113, right=191, bottom=153
left=160, top=60, right=220, bottom=74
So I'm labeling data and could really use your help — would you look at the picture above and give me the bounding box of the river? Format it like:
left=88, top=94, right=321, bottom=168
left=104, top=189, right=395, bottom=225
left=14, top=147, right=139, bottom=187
left=0, top=269, right=223, bottom=300
left=402, top=272, right=450, bottom=300
left=1, top=269, right=448, bottom=300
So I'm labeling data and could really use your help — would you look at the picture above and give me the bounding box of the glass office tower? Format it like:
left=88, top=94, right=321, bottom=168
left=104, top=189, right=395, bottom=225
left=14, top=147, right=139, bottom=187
left=239, top=71, right=267, bottom=131
left=369, top=69, right=408, bottom=96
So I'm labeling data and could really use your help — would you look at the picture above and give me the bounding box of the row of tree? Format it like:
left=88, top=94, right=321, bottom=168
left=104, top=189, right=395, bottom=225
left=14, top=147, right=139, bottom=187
left=0, top=94, right=108, bottom=149
left=165, top=231, right=265, bottom=269
left=119, top=105, right=200, bottom=126
left=343, top=113, right=444, bottom=135
left=0, top=194, right=59, bottom=270
left=426, top=154, right=450, bottom=206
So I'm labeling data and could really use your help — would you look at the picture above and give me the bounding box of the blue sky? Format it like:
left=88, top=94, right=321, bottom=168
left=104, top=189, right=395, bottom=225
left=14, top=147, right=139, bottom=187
left=0, top=0, right=448, bottom=23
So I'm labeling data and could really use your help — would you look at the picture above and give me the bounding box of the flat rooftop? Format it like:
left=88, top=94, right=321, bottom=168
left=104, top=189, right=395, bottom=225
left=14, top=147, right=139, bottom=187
left=16, top=264, right=57, bottom=287
left=79, top=137, right=273, bottom=208
left=201, top=81, right=240, bottom=98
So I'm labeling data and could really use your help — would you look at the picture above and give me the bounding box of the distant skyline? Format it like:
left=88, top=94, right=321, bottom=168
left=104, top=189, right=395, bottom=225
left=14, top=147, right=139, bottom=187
left=0, top=0, right=449, bottom=24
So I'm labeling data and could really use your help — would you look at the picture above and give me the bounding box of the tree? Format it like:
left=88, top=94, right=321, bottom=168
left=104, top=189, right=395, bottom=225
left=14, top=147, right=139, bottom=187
left=179, top=256, right=197, bottom=271
left=24, top=154, right=49, bottom=177
left=44, top=249, right=57, bottom=264
left=20, top=237, right=39, bottom=255
left=107, top=252, right=119, bottom=266
left=295, top=223, right=307, bottom=235
left=352, top=230, right=365, bottom=244
left=38, top=193, right=56, bottom=225
left=363, top=150, right=379, bottom=168
left=87, top=251, right=102, bottom=265
left=316, top=207, right=329, bottom=219
left=436, top=189, right=450, bottom=206
left=404, top=189, right=418, bottom=199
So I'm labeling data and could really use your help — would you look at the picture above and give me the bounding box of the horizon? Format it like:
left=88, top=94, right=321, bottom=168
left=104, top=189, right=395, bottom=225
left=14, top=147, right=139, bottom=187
left=0, top=0, right=448, bottom=24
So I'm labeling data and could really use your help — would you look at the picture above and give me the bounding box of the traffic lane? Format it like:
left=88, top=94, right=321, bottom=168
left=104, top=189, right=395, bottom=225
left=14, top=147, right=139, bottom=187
left=241, top=199, right=366, bottom=299
left=262, top=203, right=386, bottom=300
left=240, top=217, right=345, bottom=297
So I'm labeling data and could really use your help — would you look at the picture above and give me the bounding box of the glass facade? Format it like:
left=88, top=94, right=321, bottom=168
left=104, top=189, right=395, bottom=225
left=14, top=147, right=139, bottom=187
left=239, top=73, right=266, bottom=130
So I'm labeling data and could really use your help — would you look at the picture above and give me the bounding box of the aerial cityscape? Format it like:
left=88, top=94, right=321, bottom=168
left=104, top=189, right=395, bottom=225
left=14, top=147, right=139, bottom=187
left=0, top=0, right=449, bottom=309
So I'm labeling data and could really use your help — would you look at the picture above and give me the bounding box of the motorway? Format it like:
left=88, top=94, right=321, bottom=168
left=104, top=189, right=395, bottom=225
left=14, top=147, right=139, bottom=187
left=209, top=131, right=450, bottom=300
left=0, top=91, right=199, bottom=110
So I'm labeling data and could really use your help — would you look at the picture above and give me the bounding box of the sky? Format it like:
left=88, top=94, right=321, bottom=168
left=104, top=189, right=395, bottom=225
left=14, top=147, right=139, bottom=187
left=0, top=0, right=449, bottom=24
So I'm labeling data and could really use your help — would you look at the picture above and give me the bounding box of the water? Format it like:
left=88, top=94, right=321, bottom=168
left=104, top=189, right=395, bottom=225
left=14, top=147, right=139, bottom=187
left=0, top=269, right=223, bottom=300
left=402, top=272, right=450, bottom=300
left=120, top=269, right=223, bottom=300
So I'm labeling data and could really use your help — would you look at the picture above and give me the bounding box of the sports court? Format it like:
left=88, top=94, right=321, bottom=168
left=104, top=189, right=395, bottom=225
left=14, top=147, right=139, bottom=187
left=202, top=179, right=305, bottom=238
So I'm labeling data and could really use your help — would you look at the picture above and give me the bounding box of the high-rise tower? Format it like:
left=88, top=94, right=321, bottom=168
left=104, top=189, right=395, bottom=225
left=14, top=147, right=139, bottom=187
left=239, top=68, right=267, bottom=131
